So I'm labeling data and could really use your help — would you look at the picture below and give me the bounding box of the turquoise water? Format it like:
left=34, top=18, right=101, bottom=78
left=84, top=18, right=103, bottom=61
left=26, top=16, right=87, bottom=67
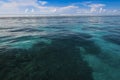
left=0, top=16, right=120, bottom=80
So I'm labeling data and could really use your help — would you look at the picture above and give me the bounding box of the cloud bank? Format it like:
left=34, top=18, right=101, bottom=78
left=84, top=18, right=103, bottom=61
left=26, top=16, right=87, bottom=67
left=0, top=0, right=119, bottom=16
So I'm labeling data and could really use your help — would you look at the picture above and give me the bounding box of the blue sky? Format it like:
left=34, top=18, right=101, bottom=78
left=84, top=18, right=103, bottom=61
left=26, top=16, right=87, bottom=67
left=0, top=0, right=120, bottom=15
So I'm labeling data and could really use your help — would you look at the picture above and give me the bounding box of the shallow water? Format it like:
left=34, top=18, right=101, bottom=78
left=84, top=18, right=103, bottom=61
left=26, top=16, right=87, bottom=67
left=0, top=16, right=120, bottom=80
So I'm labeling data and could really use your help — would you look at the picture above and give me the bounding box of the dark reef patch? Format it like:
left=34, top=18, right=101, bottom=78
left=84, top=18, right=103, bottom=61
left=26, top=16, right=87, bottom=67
left=102, top=34, right=120, bottom=45
left=0, top=32, right=102, bottom=80
left=49, top=33, right=101, bottom=54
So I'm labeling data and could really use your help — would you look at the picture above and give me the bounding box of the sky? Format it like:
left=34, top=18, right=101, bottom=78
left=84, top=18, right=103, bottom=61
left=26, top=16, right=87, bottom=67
left=0, top=0, right=120, bottom=16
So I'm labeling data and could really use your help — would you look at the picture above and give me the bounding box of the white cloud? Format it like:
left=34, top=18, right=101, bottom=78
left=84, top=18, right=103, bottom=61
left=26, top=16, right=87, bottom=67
left=88, top=4, right=105, bottom=13
left=38, top=0, right=47, bottom=5
left=25, top=8, right=29, bottom=13
left=31, top=9, right=35, bottom=13
left=81, top=2, right=106, bottom=13
left=0, top=0, right=48, bottom=14
left=88, top=4, right=105, bottom=8
left=99, top=8, right=103, bottom=13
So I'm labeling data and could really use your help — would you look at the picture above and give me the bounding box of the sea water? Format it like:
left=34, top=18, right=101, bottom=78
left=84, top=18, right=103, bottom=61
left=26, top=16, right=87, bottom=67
left=0, top=16, right=120, bottom=80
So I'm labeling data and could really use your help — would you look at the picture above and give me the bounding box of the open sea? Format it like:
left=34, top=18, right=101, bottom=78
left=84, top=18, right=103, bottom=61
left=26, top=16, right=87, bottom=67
left=0, top=16, right=120, bottom=80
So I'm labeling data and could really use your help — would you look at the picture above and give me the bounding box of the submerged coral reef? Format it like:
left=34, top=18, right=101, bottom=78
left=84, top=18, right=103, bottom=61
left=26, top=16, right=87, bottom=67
left=0, top=32, right=101, bottom=80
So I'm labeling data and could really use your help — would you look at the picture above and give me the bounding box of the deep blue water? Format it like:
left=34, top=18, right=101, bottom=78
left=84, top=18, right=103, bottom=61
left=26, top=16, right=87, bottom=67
left=0, top=16, right=120, bottom=80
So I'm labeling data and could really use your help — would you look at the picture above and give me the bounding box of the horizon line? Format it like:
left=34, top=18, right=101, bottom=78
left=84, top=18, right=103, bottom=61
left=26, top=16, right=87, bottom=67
left=0, top=14, right=120, bottom=18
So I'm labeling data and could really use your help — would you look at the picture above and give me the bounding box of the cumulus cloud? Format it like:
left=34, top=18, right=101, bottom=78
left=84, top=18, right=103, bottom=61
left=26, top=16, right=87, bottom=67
left=89, top=4, right=105, bottom=13
left=82, top=2, right=106, bottom=13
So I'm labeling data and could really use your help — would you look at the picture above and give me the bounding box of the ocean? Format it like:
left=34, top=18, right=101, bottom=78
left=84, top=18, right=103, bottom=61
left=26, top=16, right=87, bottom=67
left=0, top=16, right=120, bottom=80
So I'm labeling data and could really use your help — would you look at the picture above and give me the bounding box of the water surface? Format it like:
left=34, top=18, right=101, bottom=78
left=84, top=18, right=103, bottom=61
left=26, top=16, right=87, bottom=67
left=0, top=16, right=120, bottom=80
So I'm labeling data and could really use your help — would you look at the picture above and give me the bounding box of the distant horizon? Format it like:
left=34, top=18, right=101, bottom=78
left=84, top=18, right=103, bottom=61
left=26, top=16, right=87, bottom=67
left=0, top=14, right=120, bottom=17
